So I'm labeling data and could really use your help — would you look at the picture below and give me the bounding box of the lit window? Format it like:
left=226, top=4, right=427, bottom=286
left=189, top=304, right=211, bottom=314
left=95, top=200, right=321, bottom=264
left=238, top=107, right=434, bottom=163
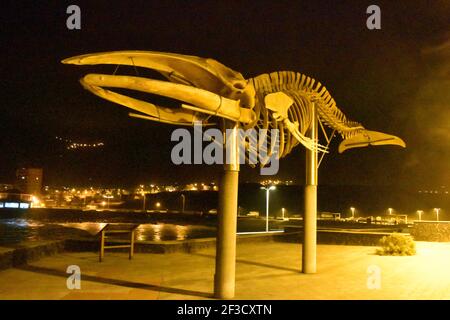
left=5, top=202, right=19, bottom=208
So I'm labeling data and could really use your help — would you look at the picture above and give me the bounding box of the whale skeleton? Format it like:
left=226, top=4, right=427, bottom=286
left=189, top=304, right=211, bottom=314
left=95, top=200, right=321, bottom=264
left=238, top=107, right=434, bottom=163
left=62, top=51, right=405, bottom=164
left=63, top=50, right=406, bottom=299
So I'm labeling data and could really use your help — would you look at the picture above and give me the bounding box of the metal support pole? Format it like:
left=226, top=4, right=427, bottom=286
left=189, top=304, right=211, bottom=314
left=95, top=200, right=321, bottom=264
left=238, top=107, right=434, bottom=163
left=266, top=189, right=269, bottom=232
left=142, top=193, right=146, bottom=212
left=214, top=121, right=239, bottom=299
left=181, top=194, right=185, bottom=213
left=303, top=102, right=318, bottom=274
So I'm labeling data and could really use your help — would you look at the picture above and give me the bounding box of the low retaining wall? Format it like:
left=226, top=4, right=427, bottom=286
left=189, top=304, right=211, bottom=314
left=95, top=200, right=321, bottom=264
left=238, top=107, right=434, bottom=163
left=0, top=234, right=288, bottom=269
left=0, top=240, right=65, bottom=270
left=0, top=228, right=401, bottom=270
left=0, top=248, right=14, bottom=270
left=411, top=221, right=450, bottom=242
left=282, top=226, right=392, bottom=246
left=65, top=232, right=288, bottom=254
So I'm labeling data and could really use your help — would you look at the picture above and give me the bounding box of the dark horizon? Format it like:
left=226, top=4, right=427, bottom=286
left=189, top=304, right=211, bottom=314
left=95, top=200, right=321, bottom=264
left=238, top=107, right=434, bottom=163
left=1, top=1, right=449, bottom=189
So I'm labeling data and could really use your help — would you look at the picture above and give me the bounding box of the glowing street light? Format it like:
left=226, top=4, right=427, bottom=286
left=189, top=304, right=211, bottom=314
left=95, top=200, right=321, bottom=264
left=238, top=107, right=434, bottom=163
left=282, top=207, right=286, bottom=220
left=388, top=208, right=393, bottom=215
left=417, top=210, right=423, bottom=221
left=141, top=191, right=146, bottom=212
left=350, top=207, right=355, bottom=219
left=155, top=202, right=161, bottom=209
left=261, top=185, right=276, bottom=232
left=180, top=194, right=185, bottom=213
left=434, top=208, right=440, bottom=221
left=31, top=196, right=41, bottom=208
left=104, top=195, right=113, bottom=209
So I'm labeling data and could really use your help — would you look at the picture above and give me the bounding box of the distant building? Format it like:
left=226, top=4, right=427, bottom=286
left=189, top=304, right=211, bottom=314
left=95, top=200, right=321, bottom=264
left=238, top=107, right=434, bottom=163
left=0, top=188, right=32, bottom=209
left=16, top=168, right=43, bottom=195
left=0, top=183, right=14, bottom=191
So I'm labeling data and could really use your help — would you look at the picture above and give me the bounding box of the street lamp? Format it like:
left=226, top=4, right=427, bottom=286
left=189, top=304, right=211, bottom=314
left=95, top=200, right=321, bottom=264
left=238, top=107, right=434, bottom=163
left=350, top=207, right=355, bottom=219
left=281, top=207, right=286, bottom=220
left=434, top=208, right=440, bottom=221
left=180, top=194, right=185, bottom=213
left=104, top=195, right=113, bottom=209
left=388, top=208, right=393, bottom=215
left=417, top=210, right=423, bottom=221
left=261, top=185, right=276, bottom=232
left=141, top=191, right=146, bottom=212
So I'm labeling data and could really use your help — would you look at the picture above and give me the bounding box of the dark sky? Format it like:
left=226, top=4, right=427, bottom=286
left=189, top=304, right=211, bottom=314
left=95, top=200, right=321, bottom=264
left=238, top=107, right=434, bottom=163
left=1, top=0, right=449, bottom=188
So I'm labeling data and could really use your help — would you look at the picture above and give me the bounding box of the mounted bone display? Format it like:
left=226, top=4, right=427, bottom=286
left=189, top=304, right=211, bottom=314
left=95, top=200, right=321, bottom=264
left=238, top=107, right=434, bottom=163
left=62, top=51, right=405, bottom=163
left=63, top=50, right=406, bottom=299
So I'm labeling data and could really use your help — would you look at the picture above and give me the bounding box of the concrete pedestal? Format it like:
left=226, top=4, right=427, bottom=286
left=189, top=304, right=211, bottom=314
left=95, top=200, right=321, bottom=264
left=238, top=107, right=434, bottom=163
left=214, top=122, right=239, bottom=299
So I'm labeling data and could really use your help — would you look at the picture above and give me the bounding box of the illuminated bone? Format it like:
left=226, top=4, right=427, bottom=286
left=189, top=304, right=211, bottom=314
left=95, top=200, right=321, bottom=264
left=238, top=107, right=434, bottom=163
left=62, top=51, right=255, bottom=107
left=63, top=51, right=405, bottom=160
left=249, top=71, right=405, bottom=157
left=338, top=130, right=406, bottom=153
left=264, top=92, right=328, bottom=153
left=80, top=74, right=255, bottom=124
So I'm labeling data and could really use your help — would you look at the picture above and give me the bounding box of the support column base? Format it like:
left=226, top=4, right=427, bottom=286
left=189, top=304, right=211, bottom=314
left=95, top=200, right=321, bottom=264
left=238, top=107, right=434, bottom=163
left=302, top=184, right=317, bottom=274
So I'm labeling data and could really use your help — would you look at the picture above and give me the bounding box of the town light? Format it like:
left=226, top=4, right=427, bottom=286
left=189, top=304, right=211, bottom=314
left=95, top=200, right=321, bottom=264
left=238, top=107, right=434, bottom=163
left=417, top=210, right=423, bottom=221
left=141, top=191, right=146, bottom=212
left=261, top=186, right=276, bottom=232
left=31, top=196, right=41, bottom=208
left=434, top=208, right=440, bottom=221
left=350, top=207, right=355, bottom=219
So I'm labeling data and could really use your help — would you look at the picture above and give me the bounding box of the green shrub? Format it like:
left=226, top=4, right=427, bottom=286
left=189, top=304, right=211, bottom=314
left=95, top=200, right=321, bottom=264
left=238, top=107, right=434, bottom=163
left=376, top=233, right=416, bottom=256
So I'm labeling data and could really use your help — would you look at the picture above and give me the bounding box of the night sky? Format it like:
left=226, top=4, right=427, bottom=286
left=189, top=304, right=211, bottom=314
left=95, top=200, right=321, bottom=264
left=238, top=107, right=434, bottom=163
left=1, top=0, right=449, bottom=188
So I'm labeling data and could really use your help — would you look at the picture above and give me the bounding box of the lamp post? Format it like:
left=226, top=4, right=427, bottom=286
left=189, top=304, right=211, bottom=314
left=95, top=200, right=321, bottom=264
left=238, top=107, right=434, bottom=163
left=142, top=192, right=146, bottom=212
left=181, top=194, right=185, bottom=213
left=261, top=186, right=276, bottom=232
left=388, top=208, right=393, bottom=215
left=282, top=207, right=286, bottom=220
left=434, top=208, right=440, bottom=221
left=350, top=207, right=355, bottom=219
left=417, top=210, right=423, bottom=221
left=104, top=195, right=113, bottom=209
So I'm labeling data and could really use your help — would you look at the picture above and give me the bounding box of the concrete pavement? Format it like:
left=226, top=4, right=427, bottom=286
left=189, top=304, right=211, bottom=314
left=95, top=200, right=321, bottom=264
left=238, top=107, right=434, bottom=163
left=0, top=241, right=449, bottom=299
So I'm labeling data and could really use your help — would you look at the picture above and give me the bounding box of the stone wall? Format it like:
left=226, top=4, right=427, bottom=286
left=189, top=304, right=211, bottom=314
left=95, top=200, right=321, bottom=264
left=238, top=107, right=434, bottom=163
left=282, top=226, right=391, bottom=246
left=410, top=221, right=450, bottom=242
left=0, top=240, right=65, bottom=270
left=65, top=232, right=289, bottom=254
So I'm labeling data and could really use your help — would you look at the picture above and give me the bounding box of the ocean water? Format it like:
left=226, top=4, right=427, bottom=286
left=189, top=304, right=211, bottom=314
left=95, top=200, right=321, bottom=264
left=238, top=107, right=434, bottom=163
left=0, top=218, right=218, bottom=245
left=0, top=208, right=221, bottom=245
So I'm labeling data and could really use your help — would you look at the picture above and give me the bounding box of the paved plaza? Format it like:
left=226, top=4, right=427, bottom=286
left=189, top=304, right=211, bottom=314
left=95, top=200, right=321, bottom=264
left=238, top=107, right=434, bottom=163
left=1, top=241, right=449, bottom=300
